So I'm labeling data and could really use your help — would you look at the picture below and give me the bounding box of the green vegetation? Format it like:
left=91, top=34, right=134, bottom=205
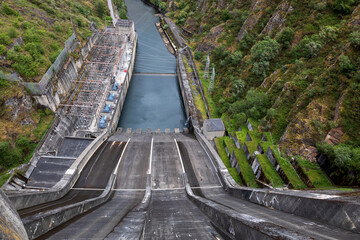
left=214, top=137, right=243, bottom=185
left=0, top=173, right=10, bottom=187
left=296, top=157, right=332, bottom=188
left=0, top=0, right=107, bottom=81
left=257, top=154, right=284, bottom=187
left=214, top=137, right=231, bottom=168
left=317, top=142, right=360, bottom=185
left=166, top=0, right=360, bottom=186
left=270, top=147, right=307, bottom=189
left=233, top=148, right=258, bottom=187
left=113, top=0, right=128, bottom=19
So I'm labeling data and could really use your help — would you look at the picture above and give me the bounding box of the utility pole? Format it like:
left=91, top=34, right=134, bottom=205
left=203, top=55, right=210, bottom=79
left=208, top=67, right=215, bottom=92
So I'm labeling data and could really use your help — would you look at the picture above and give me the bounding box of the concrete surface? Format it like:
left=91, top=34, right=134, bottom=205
left=0, top=190, right=28, bottom=240
left=57, top=137, right=93, bottom=157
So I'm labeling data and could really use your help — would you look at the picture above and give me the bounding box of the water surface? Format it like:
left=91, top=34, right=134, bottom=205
left=118, top=0, right=186, bottom=131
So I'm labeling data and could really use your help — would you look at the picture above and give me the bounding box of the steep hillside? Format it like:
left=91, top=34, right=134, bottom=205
left=163, top=0, right=360, bottom=186
left=0, top=0, right=120, bottom=181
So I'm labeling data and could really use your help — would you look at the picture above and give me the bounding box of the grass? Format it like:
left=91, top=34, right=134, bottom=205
left=214, top=137, right=231, bottom=168
left=257, top=154, right=284, bottom=188
left=234, top=148, right=259, bottom=188
left=296, top=157, right=332, bottom=188
left=228, top=168, right=243, bottom=185
left=196, top=63, right=219, bottom=118
left=184, top=56, right=208, bottom=119
left=0, top=173, right=10, bottom=187
left=223, top=137, right=236, bottom=154
left=214, top=137, right=243, bottom=185
left=271, top=147, right=307, bottom=189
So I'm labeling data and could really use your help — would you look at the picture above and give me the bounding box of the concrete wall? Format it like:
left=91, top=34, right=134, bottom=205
left=195, top=127, right=360, bottom=234
left=177, top=52, right=200, bottom=128
left=24, top=172, right=115, bottom=240
left=109, top=32, right=137, bottom=132
left=33, top=31, right=100, bottom=112
left=183, top=174, right=309, bottom=239
left=8, top=130, right=109, bottom=210
left=0, top=190, right=28, bottom=240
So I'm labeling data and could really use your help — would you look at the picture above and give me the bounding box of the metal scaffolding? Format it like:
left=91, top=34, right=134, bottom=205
left=60, top=23, right=133, bottom=131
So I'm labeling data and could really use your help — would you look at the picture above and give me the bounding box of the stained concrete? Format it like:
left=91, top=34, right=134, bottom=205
left=57, top=137, right=93, bottom=157
left=0, top=190, right=28, bottom=240
left=26, top=157, right=76, bottom=188
left=144, top=189, right=221, bottom=239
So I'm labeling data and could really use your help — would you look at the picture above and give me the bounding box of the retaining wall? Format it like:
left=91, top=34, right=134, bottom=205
left=195, top=127, right=360, bottom=234
left=183, top=174, right=311, bottom=239
left=24, top=169, right=115, bottom=239
left=8, top=130, right=109, bottom=210
left=30, top=31, right=100, bottom=112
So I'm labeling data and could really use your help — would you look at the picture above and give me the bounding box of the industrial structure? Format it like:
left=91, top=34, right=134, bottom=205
left=61, top=20, right=136, bottom=134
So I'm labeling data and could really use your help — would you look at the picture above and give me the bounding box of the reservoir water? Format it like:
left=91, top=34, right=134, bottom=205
left=117, top=0, right=186, bottom=131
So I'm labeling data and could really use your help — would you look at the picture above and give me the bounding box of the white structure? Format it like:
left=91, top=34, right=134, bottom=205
left=202, top=119, right=225, bottom=140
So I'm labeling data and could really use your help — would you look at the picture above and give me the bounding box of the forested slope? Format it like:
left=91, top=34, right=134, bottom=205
left=162, top=0, right=360, bottom=185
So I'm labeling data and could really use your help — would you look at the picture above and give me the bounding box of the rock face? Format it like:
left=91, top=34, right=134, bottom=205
left=0, top=190, right=28, bottom=240
left=260, top=1, right=293, bottom=35
left=279, top=99, right=331, bottom=162
left=197, top=24, right=225, bottom=52
left=237, top=0, right=271, bottom=41
left=325, top=127, right=344, bottom=145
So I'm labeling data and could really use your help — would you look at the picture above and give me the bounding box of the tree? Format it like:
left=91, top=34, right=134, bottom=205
left=339, top=55, right=354, bottom=73
left=251, top=37, right=280, bottom=77
left=276, top=27, right=294, bottom=48
left=350, top=31, right=360, bottom=48
left=95, top=0, right=106, bottom=19
left=333, top=0, right=355, bottom=15
left=319, top=26, right=338, bottom=42
left=159, top=2, right=167, bottom=12
left=232, top=79, right=246, bottom=97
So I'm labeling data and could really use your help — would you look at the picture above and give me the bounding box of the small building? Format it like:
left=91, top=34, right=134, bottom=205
left=202, top=119, right=225, bottom=140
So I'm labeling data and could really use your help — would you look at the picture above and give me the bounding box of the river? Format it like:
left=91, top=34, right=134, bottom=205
left=117, top=0, right=186, bottom=131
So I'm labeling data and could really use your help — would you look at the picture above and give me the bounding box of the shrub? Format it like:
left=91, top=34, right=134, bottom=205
left=0, top=77, right=9, bottom=89
left=1, top=3, right=18, bottom=16
left=339, top=55, right=354, bottom=73
left=23, top=29, right=41, bottom=43
left=234, top=112, right=247, bottom=129
left=7, top=27, right=17, bottom=38
left=0, top=33, right=10, bottom=45
left=119, top=9, right=127, bottom=19
left=350, top=31, right=360, bottom=48
left=276, top=27, right=294, bottom=48
left=54, top=22, right=61, bottom=32
left=332, top=0, right=355, bottom=15
left=292, top=35, right=322, bottom=59
left=232, top=78, right=246, bottom=97
left=95, top=0, right=106, bottom=18
left=50, top=49, right=61, bottom=63
left=0, top=44, right=6, bottom=55
left=230, top=89, right=269, bottom=120
left=159, top=2, right=167, bottom=12
left=319, top=26, right=338, bottom=42
left=221, top=10, right=232, bottom=22
left=194, top=51, right=202, bottom=61
left=0, top=141, right=22, bottom=169
left=24, top=42, right=44, bottom=58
